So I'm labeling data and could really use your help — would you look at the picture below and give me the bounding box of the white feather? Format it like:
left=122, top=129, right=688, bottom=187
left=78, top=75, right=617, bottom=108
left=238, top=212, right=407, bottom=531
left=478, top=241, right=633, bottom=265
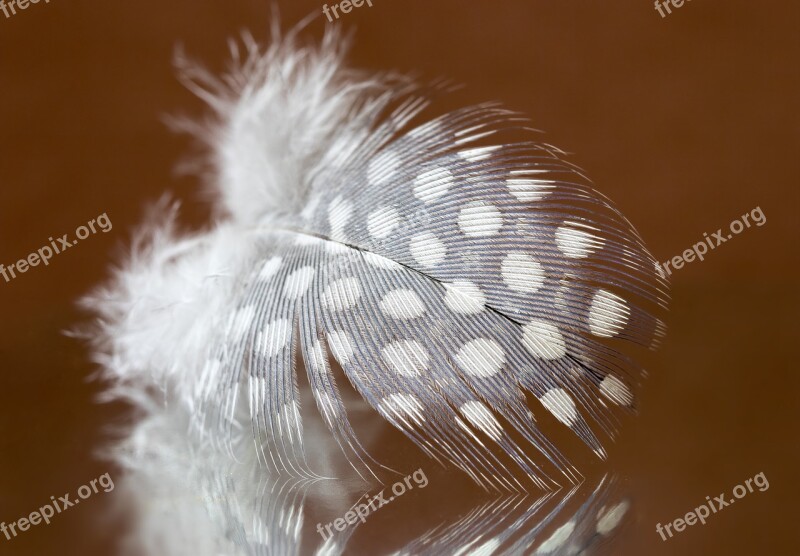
left=80, top=22, right=665, bottom=554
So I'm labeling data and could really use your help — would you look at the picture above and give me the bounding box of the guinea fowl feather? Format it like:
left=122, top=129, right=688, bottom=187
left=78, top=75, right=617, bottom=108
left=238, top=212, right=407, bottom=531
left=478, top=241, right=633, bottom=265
left=81, top=23, right=666, bottom=553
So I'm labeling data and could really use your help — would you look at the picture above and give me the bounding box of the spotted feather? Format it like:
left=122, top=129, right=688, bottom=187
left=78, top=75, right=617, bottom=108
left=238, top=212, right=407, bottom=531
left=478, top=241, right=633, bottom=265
left=175, top=29, right=668, bottom=492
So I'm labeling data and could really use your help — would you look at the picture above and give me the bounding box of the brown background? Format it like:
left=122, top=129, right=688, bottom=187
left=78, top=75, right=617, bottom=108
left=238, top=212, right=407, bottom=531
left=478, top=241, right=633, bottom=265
left=0, top=1, right=798, bottom=554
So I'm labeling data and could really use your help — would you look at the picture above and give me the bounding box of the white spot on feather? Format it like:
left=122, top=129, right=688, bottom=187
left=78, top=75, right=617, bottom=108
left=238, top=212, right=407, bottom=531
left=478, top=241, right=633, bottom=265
left=322, top=277, right=362, bottom=311
left=588, top=290, right=630, bottom=337
left=229, top=305, right=255, bottom=340
left=328, top=196, right=353, bottom=241
left=325, top=241, right=350, bottom=255
left=306, top=339, right=328, bottom=371
left=459, top=401, right=503, bottom=440
left=381, top=340, right=430, bottom=376
left=458, top=145, right=501, bottom=162
left=379, top=393, right=425, bottom=426
left=539, top=388, right=578, bottom=427
left=469, top=538, right=502, bottom=556
left=367, top=206, right=400, bottom=239
left=444, top=281, right=486, bottom=314
left=258, top=256, right=283, bottom=281
left=327, top=330, right=354, bottom=364
left=260, top=318, right=292, bottom=357
left=413, top=167, right=454, bottom=203
left=410, top=232, right=447, bottom=268
left=455, top=339, right=506, bottom=377
left=282, top=266, right=315, bottom=299
left=380, top=289, right=426, bottom=319
left=458, top=201, right=503, bottom=237
left=507, top=177, right=554, bottom=202
left=501, top=252, right=545, bottom=293
left=363, top=251, right=402, bottom=270
left=368, top=150, right=401, bottom=186
left=599, top=375, right=633, bottom=406
left=328, top=330, right=354, bottom=365
left=521, top=320, right=567, bottom=359
left=555, top=222, right=604, bottom=258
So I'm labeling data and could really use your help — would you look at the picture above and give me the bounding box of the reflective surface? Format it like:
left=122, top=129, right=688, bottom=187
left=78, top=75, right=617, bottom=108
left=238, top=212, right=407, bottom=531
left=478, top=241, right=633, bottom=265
left=0, top=1, right=797, bottom=555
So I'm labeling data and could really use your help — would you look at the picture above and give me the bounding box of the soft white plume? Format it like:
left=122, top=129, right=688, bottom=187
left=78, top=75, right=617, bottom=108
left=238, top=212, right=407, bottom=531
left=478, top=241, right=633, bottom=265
left=174, top=26, right=398, bottom=224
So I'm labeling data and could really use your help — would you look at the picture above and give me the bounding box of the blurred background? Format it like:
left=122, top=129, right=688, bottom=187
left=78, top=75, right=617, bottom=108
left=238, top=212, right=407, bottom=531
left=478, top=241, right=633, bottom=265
left=0, top=0, right=797, bottom=554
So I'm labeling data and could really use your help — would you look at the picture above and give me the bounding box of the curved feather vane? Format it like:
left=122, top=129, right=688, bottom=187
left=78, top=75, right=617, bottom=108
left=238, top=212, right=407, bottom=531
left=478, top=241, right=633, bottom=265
left=174, top=30, right=669, bottom=492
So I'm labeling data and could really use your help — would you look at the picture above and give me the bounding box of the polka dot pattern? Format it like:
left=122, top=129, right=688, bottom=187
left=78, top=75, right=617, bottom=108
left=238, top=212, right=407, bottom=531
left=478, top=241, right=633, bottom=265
left=599, top=375, right=633, bottom=406
left=381, top=340, right=430, bottom=376
left=555, top=222, right=604, bottom=258
left=455, top=338, right=506, bottom=377
left=443, top=281, right=486, bottom=314
left=368, top=150, right=401, bottom=186
left=258, top=256, right=283, bottom=281
left=328, top=195, right=353, bottom=241
left=459, top=401, right=503, bottom=440
left=367, top=206, right=400, bottom=239
left=282, top=266, right=315, bottom=299
left=501, top=252, right=545, bottom=293
left=521, top=320, right=567, bottom=359
left=507, top=176, right=552, bottom=202
left=588, top=290, right=630, bottom=338
left=379, top=289, right=426, bottom=319
left=204, top=80, right=672, bottom=497
left=322, top=277, right=362, bottom=311
left=413, top=167, right=454, bottom=203
left=458, top=201, right=503, bottom=237
left=409, top=232, right=447, bottom=268
left=539, top=388, right=578, bottom=427
left=260, top=318, right=292, bottom=357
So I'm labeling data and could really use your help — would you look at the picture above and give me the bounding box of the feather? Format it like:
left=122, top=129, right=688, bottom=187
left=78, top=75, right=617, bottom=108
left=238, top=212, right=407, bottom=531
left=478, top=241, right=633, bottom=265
left=173, top=27, right=669, bottom=491
left=82, top=23, right=667, bottom=550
